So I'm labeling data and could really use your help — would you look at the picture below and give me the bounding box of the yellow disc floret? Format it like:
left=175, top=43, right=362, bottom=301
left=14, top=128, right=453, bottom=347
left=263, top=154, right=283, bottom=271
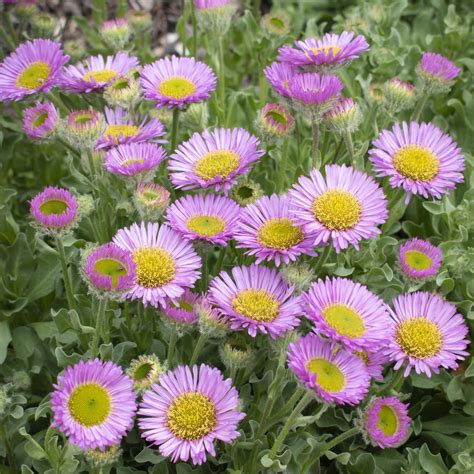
left=377, top=405, right=398, bottom=436
left=83, top=69, right=118, bottom=83
left=306, top=358, right=345, bottom=392
left=257, top=218, right=303, bottom=249
left=17, top=61, right=51, bottom=90
left=323, top=304, right=365, bottom=338
left=395, top=317, right=442, bottom=358
left=194, top=150, right=240, bottom=181
left=187, top=215, right=226, bottom=237
left=404, top=250, right=432, bottom=271
left=68, top=383, right=111, bottom=427
left=393, top=145, right=439, bottom=181
left=313, top=190, right=361, bottom=231
left=232, top=289, right=280, bottom=322
left=133, top=247, right=175, bottom=288
left=158, top=77, right=196, bottom=99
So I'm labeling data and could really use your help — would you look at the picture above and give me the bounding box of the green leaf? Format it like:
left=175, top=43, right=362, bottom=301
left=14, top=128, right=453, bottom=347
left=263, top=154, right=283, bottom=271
left=0, top=320, right=11, bottom=363
left=419, top=444, right=448, bottom=474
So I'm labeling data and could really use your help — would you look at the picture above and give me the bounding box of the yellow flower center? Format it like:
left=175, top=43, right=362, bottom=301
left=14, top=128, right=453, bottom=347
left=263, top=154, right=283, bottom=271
left=393, top=145, right=439, bottom=181
left=232, top=289, right=280, bottom=322
left=404, top=250, right=432, bottom=271
left=187, top=215, right=226, bottom=237
left=158, top=76, right=196, bottom=99
left=32, top=112, right=49, bottom=127
left=353, top=349, right=369, bottom=365
left=39, top=199, right=68, bottom=215
left=377, top=405, right=398, bottom=436
left=395, top=317, right=442, bottom=359
left=194, top=150, right=240, bottom=181
left=133, top=247, right=175, bottom=288
left=16, top=61, right=51, bottom=90
left=310, top=45, right=342, bottom=57
left=121, top=159, right=144, bottom=168
left=83, top=69, right=118, bottom=83
left=306, top=358, right=345, bottom=392
left=257, top=218, right=303, bottom=250
left=323, top=304, right=365, bottom=338
left=104, top=124, right=140, bottom=142
left=93, top=258, right=128, bottom=288
left=167, top=392, right=217, bottom=440
left=313, top=190, right=362, bottom=231
left=68, top=383, right=111, bottom=427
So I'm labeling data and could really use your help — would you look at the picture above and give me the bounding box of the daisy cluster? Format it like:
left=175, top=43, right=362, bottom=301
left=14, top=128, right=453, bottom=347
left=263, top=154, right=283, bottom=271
left=0, top=1, right=470, bottom=472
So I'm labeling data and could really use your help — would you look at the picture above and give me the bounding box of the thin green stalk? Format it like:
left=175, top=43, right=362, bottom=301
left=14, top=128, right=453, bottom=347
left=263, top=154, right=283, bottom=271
left=301, top=427, right=360, bottom=472
left=311, top=121, right=320, bottom=169
left=167, top=331, right=177, bottom=365
left=45, top=92, right=70, bottom=115
left=190, top=0, right=198, bottom=57
left=258, top=73, right=268, bottom=108
left=0, top=24, right=16, bottom=50
left=411, top=92, right=429, bottom=122
left=213, top=246, right=227, bottom=274
left=201, top=250, right=209, bottom=292
left=266, top=391, right=314, bottom=460
left=382, top=187, right=406, bottom=233
left=320, top=130, right=329, bottom=160
left=218, top=35, right=226, bottom=123
left=170, top=108, right=180, bottom=152
left=190, top=333, right=207, bottom=366
left=0, top=424, right=16, bottom=472
left=91, top=298, right=107, bottom=358
left=277, top=139, right=290, bottom=193
left=331, top=137, right=344, bottom=164
left=267, top=387, right=305, bottom=425
left=378, top=367, right=405, bottom=395
left=344, top=131, right=356, bottom=167
left=86, top=149, right=96, bottom=178
left=2, top=11, right=18, bottom=46
left=314, top=245, right=331, bottom=275
left=55, top=237, right=76, bottom=311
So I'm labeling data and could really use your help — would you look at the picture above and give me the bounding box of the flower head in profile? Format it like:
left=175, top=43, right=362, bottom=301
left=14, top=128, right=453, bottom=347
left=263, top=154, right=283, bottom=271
left=257, top=103, right=294, bottom=138
left=23, top=102, right=58, bottom=140
left=103, top=143, right=167, bottom=179
left=169, top=128, right=264, bottom=193
left=138, top=364, right=245, bottom=465
left=289, top=164, right=388, bottom=252
left=278, top=32, right=369, bottom=71
left=417, top=52, right=461, bottom=93
left=61, top=109, right=105, bottom=150
left=126, top=354, right=164, bottom=394
left=83, top=243, right=136, bottom=297
left=287, top=333, right=370, bottom=405
left=113, top=222, right=201, bottom=308
left=51, top=359, right=137, bottom=451
left=362, top=396, right=410, bottom=448
left=104, top=75, right=142, bottom=109
left=134, top=182, right=170, bottom=219
left=140, top=56, right=216, bottom=109
left=261, top=11, right=290, bottom=37
left=165, top=193, right=240, bottom=245
left=100, top=18, right=132, bottom=49
left=369, top=122, right=464, bottom=202
left=209, top=264, right=301, bottom=339
left=303, top=277, right=391, bottom=352
left=323, top=97, right=362, bottom=134
left=381, top=79, right=416, bottom=113
left=386, top=292, right=469, bottom=377
left=194, top=0, right=237, bottom=33
left=399, top=238, right=442, bottom=280
left=59, top=52, right=139, bottom=93
left=0, top=39, right=69, bottom=101
left=161, top=289, right=202, bottom=328
left=234, top=194, right=316, bottom=266
left=96, top=107, right=166, bottom=150
left=30, top=186, right=78, bottom=234
left=264, top=61, right=298, bottom=99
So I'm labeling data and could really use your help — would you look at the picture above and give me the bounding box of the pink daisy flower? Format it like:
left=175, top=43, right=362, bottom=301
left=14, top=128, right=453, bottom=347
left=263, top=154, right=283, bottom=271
left=264, top=61, right=298, bottom=98
left=399, top=238, right=442, bottom=279
left=161, top=289, right=202, bottom=326
left=23, top=101, right=58, bottom=140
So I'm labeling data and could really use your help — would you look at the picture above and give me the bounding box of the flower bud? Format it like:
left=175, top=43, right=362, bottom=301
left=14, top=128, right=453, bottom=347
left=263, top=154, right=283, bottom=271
left=323, top=97, right=362, bottom=134
left=100, top=18, right=132, bottom=50
left=126, top=354, right=165, bottom=394
left=229, top=179, right=263, bottom=206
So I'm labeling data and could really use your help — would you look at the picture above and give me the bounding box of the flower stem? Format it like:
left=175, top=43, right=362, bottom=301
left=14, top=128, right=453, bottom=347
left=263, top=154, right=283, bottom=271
left=170, top=108, right=180, bottom=152
left=190, top=333, right=207, bottom=366
left=2, top=12, right=18, bottom=46
left=266, top=391, right=314, bottom=460
left=91, top=298, right=107, bottom=359
left=314, top=245, right=331, bottom=275
left=218, top=35, right=226, bottom=124
left=277, top=138, right=290, bottom=193
left=45, top=92, right=70, bottom=115
left=55, top=237, right=76, bottom=311
left=167, top=331, right=177, bottom=365
left=344, top=131, right=356, bottom=168
left=0, top=424, right=16, bottom=472
left=311, top=121, right=320, bottom=169
left=301, top=427, right=360, bottom=472
left=411, top=92, right=429, bottom=121
left=378, top=366, right=405, bottom=395
left=190, top=0, right=198, bottom=57
left=213, top=246, right=227, bottom=274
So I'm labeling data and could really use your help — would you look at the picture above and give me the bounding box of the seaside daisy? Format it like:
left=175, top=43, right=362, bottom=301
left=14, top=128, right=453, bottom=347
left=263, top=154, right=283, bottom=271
left=103, top=143, right=167, bottom=179
left=234, top=194, right=316, bottom=266
left=134, top=182, right=170, bottom=218
left=264, top=61, right=298, bottom=98
left=165, top=193, right=240, bottom=245
left=168, top=128, right=264, bottom=193
left=381, top=79, right=416, bottom=113
left=208, top=264, right=301, bottom=339
left=417, top=52, right=461, bottom=92
left=104, top=75, right=142, bottom=109
left=61, top=109, right=105, bottom=150
left=138, top=364, right=245, bottom=465
left=0, top=38, right=69, bottom=101
left=289, top=164, right=388, bottom=252
left=287, top=333, right=370, bottom=405
left=386, top=292, right=469, bottom=377
left=323, top=97, right=362, bottom=134
left=51, top=359, right=137, bottom=451
left=303, top=277, right=391, bottom=351
left=161, top=289, right=201, bottom=327
left=399, top=238, right=442, bottom=279
left=369, top=122, right=464, bottom=201
left=140, top=56, right=217, bottom=109
left=257, top=103, right=294, bottom=138
left=30, top=186, right=78, bottom=232
left=278, top=32, right=369, bottom=70
left=100, top=18, right=131, bottom=49
left=83, top=243, right=136, bottom=296
left=194, top=0, right=237, bottom=33
left=113, top=222, right=201, bottom=308
left=353, top=348, right=389, bottom=382
left=96, top=107, right=166, bottom=150
left=363, top=396, right=410, bottom=448
left=287, top=72, right=343, bottom=117
left=126, top=354, right=164, bottom=394
left=58, top=52, right=139, bottom=93
left=23, top=101, right=58, bottom=140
